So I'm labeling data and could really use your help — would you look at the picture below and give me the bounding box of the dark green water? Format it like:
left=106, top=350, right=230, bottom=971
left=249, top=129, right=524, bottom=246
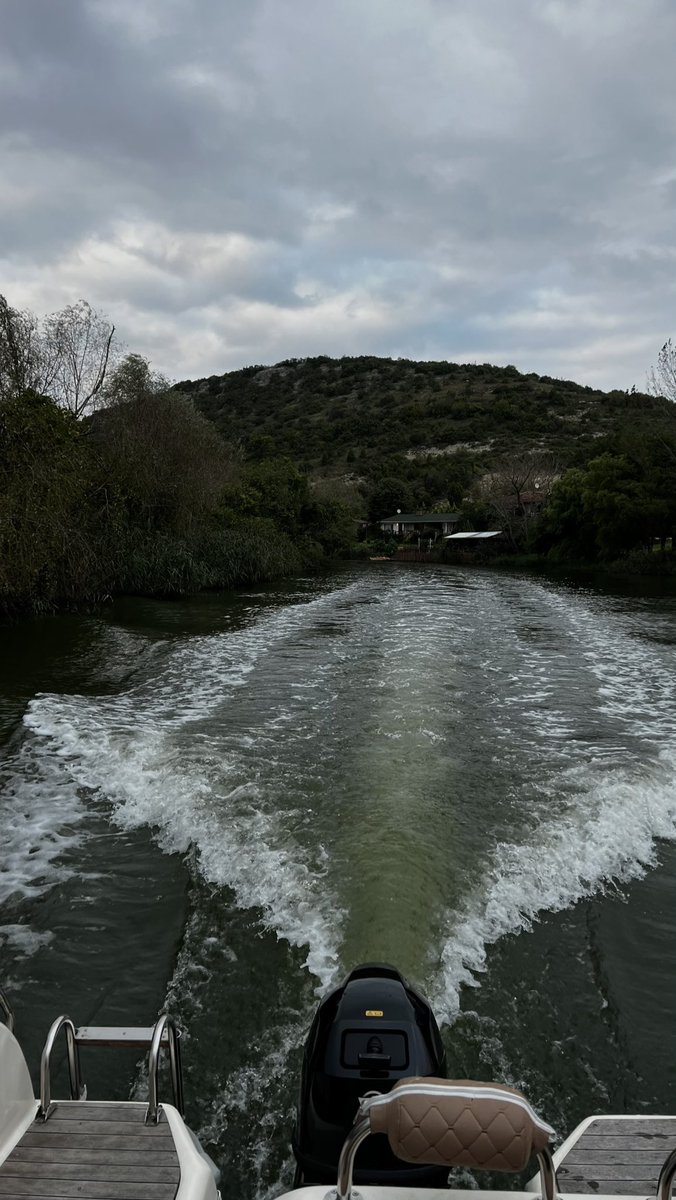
left=1, top=566, right=676, bottom=1198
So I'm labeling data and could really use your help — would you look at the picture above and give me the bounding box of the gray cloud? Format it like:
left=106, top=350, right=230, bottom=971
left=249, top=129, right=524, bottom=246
left=1, top=0, right=676, bottom=389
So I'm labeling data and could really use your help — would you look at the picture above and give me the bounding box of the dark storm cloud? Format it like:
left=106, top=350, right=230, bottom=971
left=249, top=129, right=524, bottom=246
left=1, top=0, right=676, bottom=388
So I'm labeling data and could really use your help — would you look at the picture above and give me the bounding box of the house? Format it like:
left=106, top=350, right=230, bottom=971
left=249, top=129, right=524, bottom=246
left=380, top=512, right=461, bottom=538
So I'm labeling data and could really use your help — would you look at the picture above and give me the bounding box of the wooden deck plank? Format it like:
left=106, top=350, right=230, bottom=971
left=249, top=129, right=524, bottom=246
left=19, top=1133, right=176, bottom=1151
left=559, top=1182, right=658, bottom=1195
left=572, top=1136, right=676, bottom=1150
left=0, top=1178, right=175, bottom=1198
left=0, top=1160, right=178, bottom=1182
left=583, top=1120, right=676, bottom=1136
left=39, top=1120, right=172, bottom=1137
left=0, top=1102, right=180, bottom=1200
left=557, top=1117, right=676, bottom=1195
left=50, top=1105, right=154, bottom=1123
left=559, top=1163, right=668, bottom=1181
left=7, top=1148, right=175, bottom=1167
left=563, top=1152, right=671, bottom=1166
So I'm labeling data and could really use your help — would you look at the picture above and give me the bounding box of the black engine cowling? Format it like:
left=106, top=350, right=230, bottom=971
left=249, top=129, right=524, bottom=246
left=292, top=963, right=448, bottom=1187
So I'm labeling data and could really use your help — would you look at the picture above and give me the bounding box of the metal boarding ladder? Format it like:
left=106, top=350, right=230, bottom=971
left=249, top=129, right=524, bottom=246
left=38, top=1013, right=185, bottom=1124
left=0, top=990, right=184, bottom=1125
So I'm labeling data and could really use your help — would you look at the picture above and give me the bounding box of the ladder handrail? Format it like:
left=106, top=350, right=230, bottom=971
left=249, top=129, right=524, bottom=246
left=147, top=1014, right=184, bottom=1123
left=38, top=1011, right=184, bottom=1123
left=39, top=1015, right=86, bottom=1119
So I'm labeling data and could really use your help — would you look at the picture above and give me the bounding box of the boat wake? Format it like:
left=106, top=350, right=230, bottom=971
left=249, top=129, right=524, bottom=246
left=432, top=751, right=676, bottom=1023
left=429, top=581, right=676, bottom=1021
left=4, top=571, right=676, bottom=1200
left=7, top=574, right=676, bottom=1012
left=20, top=586, right=356, bottom=987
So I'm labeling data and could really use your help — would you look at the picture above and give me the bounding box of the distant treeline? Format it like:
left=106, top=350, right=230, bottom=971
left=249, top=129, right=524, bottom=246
left=0, top=297, right=353, bottom=618
left=178, top=354, right=676, bottom=474
left=443, top=435, right=676, bottom=572
left=178, top=352, right=676, bottom=572
left=2, top=295, right=676, bottom=620
left=0, top=387, right=356, bottom=618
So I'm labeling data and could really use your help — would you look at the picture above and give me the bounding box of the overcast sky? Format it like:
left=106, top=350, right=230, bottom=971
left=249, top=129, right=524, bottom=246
left=2, top=0, right=676, bottom=390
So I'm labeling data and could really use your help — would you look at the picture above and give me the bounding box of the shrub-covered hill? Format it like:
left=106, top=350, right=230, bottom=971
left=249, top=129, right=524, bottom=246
left=175, top=356, right=676, bottom=472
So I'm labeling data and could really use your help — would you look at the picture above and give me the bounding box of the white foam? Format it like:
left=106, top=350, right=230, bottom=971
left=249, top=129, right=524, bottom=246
left=0, top=735, right=89, bottom=909
left=431, top=580, right=676, bottom=1023
left=18, top=741, right=341, bottom=989
left=21, top=585, right=360, bottom=989
left=433, top=755, right=676, bottom=1023
left=11, top=572, right=676, bottom=1009
left=198, top=1017, right=303, bottom=1200
left=0, top=924, right=54, bottom=957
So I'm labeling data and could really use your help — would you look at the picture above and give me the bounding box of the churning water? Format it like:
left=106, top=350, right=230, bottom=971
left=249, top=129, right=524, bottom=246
left=2, top=566, right=676, bottom=1197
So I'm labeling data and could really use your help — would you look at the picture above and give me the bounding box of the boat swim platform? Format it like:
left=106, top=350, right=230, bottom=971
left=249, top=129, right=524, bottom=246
left=553, top=1114, right=676, bottom=1195
left=0, top=1101, right=180, bottom=1199
left=2, top=1104, right=675, bottom=1200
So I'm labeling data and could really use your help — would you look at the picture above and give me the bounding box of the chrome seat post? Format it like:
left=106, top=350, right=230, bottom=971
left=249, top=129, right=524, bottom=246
left=658, top=1146, right=676, bottom=1200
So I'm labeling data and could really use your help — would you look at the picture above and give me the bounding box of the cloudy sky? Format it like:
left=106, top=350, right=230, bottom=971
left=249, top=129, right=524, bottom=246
left=2, top=0, right=676, bottom=389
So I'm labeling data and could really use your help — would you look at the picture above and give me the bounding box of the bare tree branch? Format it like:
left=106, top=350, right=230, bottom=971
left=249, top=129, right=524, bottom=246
left=1, top=294, right=119, bottom=415
left=476, top=452, right=559, bottom=549
left=648, top=339, right=676, bottom=403
left=43, top=300, right=118, bottom=417
left=0, top=294, right=59, bottom=398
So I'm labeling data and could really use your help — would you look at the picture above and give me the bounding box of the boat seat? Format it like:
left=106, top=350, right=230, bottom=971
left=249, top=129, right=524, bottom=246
left=333, top=1076, right=557, bottom=1200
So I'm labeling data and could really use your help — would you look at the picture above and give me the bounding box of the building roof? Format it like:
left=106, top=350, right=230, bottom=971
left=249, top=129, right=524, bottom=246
left=381, top=512, right=461, bottom=524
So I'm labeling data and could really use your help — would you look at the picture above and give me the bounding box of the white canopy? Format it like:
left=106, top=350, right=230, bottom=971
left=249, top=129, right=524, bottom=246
left=444, top=531, right=502, bottom=540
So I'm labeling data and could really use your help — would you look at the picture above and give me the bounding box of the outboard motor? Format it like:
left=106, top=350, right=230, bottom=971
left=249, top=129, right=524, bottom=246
left=292, top=963, right=448, bottom=1188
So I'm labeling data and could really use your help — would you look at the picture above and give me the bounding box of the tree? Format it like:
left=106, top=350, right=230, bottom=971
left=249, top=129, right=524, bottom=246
left=365, top=477, right=416, bottom=523
left=43, top=300, right=117, bottom=417
left=0, top=294, right=57, bottom=400
left=0, top=294, right=118, bottom=416
left=540, top=448, right=675, bottom=561
left=474, top=452, right=559, bottom=549
left=648, top=339, right=676, bottom=403
left=95, top=355, right=234, bottom=536
left=234, top=458, right=313, bottom=535
left=0, top=390, right=94, bottom=609
left=538, top=468, right=592, bottom=559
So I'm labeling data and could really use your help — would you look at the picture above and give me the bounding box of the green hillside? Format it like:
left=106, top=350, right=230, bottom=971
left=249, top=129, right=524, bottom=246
left=175, top=355, right=676, bottom=475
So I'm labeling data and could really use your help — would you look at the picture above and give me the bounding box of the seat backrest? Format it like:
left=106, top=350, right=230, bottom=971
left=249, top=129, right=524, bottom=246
left=368, top=1076, right=553, bottom=1171
left=334, top=1077, right=556, bottom=1200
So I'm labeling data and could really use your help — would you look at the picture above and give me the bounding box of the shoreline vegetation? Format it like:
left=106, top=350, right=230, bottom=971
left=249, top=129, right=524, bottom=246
left=0, top=383, right=353, bottom=619
left=2, top=294, right=676, bottom=620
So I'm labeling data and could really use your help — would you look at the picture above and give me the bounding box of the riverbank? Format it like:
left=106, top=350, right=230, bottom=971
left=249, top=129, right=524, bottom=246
left=0, top=523, right=327, bottom=622
left=352, top=541, right=676, bottom=580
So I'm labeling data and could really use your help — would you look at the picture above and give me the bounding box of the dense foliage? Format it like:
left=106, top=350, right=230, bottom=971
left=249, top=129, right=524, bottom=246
left=177, top=354, right=676, bottom=569
left=177, top=355, right=675, bottom=474
left=538, top=434, right=676, bottom=564
left=3, top=292, right=676, bottom=619
left=0, top=326, right=354, bottom=616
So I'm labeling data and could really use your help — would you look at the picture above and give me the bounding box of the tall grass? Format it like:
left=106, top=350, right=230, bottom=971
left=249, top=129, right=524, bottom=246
left=117, top=520, right=306, bottom=596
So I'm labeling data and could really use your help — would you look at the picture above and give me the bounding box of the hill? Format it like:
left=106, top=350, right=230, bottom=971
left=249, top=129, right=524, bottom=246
left=175, top=356, right=676, bottom=478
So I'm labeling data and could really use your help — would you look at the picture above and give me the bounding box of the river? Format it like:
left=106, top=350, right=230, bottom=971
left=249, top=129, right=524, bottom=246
left=1, top=565, right=676, bottom=1197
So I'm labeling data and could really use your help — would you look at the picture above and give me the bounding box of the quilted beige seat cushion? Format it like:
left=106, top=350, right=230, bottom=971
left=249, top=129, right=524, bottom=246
left=368, top=1077, right=552, bottom=1172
